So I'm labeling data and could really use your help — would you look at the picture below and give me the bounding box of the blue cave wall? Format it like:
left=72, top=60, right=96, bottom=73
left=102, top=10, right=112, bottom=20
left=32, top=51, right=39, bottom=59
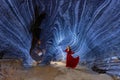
left=40, top=0, right=120, bottom=64
left=0, top=0, right=41, bottom=66
left=0, top=0, right=120, bottom=66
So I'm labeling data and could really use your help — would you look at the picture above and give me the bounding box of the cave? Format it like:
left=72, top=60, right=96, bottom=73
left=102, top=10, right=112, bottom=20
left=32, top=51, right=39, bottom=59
left=0, top=0, right=120, bottom=78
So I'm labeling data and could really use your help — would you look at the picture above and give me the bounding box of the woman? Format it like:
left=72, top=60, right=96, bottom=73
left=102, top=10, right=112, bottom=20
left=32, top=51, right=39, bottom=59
left=65, top=46, right=79, bottom=68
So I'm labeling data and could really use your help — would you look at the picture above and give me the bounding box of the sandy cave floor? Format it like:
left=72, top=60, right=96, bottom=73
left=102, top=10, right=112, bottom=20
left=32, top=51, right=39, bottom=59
left=0, top=59, right=115, bottom=80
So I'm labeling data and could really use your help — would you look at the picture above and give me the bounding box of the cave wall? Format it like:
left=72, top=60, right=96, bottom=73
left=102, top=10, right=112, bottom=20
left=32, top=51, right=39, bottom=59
left=0, top=0, right=45, bottom=66
left=40, top=0, right=120, bottom=63
left=0, top=0, right=120, bottom=66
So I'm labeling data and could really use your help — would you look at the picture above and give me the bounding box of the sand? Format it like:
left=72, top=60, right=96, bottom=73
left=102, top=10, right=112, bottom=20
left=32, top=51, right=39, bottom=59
left=0, top=60, right=113, bottom=80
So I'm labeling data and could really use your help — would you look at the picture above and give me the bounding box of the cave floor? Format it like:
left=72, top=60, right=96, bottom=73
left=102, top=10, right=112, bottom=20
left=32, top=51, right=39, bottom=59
left=0, top=59, right=115, bottom=80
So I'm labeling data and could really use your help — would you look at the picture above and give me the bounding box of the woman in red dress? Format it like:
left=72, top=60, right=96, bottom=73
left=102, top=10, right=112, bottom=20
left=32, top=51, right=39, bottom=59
left=65, top=46, right=79, bottom=68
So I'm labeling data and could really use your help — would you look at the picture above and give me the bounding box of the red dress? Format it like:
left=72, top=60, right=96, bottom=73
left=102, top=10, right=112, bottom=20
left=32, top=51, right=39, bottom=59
left=65, top=49, right=79, bottom=68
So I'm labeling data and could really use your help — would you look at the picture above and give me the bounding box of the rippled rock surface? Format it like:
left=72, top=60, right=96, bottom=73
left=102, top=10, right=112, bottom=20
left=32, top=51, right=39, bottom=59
left=0, top=0, right=120, bottom=70
left=87, top=58, right=120, bottom=79
left=0, top=0, right=44, bottom=66
left=39, top=0, right=120, bottom=64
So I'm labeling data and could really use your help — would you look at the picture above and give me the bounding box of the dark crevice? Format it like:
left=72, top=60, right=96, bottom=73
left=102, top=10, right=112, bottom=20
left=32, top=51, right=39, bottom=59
left=30, top=6, right=47, bottom=54
left=91, top=65, right=107, bottom=74
left=0, top=52, right=4, bottom=59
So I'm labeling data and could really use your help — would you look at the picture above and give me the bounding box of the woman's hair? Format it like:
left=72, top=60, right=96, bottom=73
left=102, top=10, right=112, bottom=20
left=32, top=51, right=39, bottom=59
left=67, top=46, right=71, bottom=50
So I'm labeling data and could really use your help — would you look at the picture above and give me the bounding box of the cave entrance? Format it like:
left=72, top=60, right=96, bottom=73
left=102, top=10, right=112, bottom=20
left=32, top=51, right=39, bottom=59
left=30, top=6, right=46, bottom=62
